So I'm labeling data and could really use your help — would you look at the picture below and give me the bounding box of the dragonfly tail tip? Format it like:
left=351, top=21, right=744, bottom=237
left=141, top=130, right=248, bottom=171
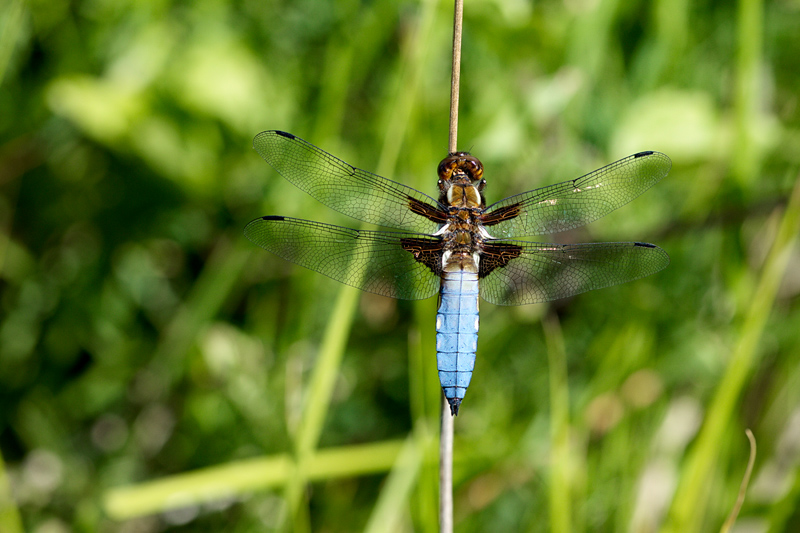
left=448, top=399, right=462, bottom=416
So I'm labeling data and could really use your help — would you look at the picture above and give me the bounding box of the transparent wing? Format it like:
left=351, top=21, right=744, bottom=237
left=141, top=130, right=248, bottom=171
left=253, top=131, right=444, bottom=234
left=479, top=240, right=669, bottom=306
left=244, top=216, right=441, bottom=300
left=482, top=151, right=671, bottom=238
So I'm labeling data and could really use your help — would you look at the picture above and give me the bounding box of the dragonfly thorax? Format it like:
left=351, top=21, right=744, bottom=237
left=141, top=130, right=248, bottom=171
left=446, top=184, right=482, bottom=208
left=438, top=214, right=486, bottom=274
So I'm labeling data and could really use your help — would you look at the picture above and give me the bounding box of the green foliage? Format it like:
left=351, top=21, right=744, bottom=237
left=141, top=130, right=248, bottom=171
left=2, top=0, right=800, bottom=531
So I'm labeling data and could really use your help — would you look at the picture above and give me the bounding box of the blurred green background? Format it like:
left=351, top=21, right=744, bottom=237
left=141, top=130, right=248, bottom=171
left=2, top=0, right=800, bottom=531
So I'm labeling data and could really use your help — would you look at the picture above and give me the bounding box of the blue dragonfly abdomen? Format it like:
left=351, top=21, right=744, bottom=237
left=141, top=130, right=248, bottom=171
left=436, top=270, right=480, bottom=415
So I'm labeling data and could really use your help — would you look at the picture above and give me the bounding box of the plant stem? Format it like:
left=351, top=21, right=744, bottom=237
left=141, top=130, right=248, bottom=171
left=440, top=1, right=463, bottom=531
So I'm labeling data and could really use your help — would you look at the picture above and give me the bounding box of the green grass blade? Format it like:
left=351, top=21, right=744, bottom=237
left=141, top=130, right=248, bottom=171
left=151, top=237, right=252, bottom=386
left=0, top=0, right=24, bottom=87
left=732, top=0, right=764, bottom=186
left=283, top=285, right=360, bottom=531
left=544, top=315, right=573, bottom=533
left=0, top=447, right=23, bottom=533
left=664, top=172, right=800, bottom=532
left=104, top=440, right=405, bottom=520
left=364, top=435, right=425, bottom=533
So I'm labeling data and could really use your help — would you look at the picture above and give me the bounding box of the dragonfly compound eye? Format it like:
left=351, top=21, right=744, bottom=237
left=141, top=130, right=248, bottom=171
left=465, top=157, right=484, bottom=181
left=438, top=156, right=458, bottom=181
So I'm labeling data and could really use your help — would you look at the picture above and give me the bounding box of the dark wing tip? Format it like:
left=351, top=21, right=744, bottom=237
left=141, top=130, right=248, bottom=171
left=632, top=150, right=672, bottom=170
left=634, top=241, right=671, bottom=270
left=252, top=130, right=296, bottom=149
left=244, top=215, right=285, bottom=236
left=632, top=151, right=672, bottom=182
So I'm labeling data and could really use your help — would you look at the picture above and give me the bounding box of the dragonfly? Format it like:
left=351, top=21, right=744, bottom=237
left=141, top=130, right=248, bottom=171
left=245, top=131, right=671, bottom=415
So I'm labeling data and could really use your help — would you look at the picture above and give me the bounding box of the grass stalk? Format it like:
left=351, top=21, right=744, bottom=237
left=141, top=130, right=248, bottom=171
left=440, top=1, right=464, bottom=530
left=439, top=396, right=454, bottom=532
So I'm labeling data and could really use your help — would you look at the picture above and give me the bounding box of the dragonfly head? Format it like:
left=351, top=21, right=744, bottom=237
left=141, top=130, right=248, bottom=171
left=437, top=153, right=486, bottom=209
left=438, top=152, right=484, bottom=186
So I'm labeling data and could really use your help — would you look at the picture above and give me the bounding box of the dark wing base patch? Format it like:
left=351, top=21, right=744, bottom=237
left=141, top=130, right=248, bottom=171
left=408, top=197, right=448, bottom=224
left=401, top=237, right=444, bottom=275
left=479, top=242, right=523, bottom=278
left=480, top=203, right=522, bottom=226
